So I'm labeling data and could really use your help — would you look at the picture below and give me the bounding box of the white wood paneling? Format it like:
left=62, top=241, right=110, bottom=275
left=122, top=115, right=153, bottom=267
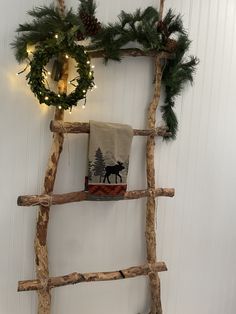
left=1, top=0, right=236, bottom=313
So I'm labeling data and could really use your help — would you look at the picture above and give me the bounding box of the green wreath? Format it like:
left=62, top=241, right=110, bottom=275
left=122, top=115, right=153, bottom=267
left=27, top=39, right=94, bottom=109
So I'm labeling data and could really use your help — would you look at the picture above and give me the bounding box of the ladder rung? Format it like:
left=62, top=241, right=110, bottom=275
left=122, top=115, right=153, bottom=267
left=18, top=262, right=167, bottom=292
left=50, top=121, right=172, bottom=137
left=17, top=188, right=175, bottom=207
left=88, top=49, right=174, bottom=59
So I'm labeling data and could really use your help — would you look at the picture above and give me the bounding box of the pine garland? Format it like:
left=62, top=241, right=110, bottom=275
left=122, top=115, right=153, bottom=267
left=89, top=7, right=199, bottom=139
left=11, top=1, right=99, bottom=63
left=11, top=1, right=198, bottom=139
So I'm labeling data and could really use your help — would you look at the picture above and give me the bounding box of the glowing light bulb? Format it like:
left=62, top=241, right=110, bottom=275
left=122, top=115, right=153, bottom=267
left=94, top=85, right=97, bottom=89
left=83, top=89, right=86, bottom=93
left=45, top=96, right=49, bottom=100
left=82, top=104, right=86, bottom=109
left=65, top=54, right=69, bottom=59
left=57, top=94, right=61, bottom=97
left=91, top=65, right=95, bottom=69
left=89, top=72, right=92, bottom=76
left=16, top=73, right=19, bottom=76
left=47, top=71, right=51, bottom=75
left=86, top=60, right=90, bottom=64
left=55, top=34, right=58, bottom=39
left=58, top=105, right=62, bottom=109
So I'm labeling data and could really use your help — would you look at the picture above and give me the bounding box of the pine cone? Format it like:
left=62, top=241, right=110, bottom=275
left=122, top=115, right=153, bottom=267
left=157, top=20, right=169, bottom=38
left=80, top=12, right=101, bottom=36
left=165, top=38, right=178, bottom=53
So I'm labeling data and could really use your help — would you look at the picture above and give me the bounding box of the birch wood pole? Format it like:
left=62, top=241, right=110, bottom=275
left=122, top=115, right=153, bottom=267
left=146, top=1, right=165, bottom=314
left=34, top=1, right=68, bottom=313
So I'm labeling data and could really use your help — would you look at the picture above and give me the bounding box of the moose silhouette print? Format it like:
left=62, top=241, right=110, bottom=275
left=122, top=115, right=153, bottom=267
left=103, top=161, right=125, bottom=184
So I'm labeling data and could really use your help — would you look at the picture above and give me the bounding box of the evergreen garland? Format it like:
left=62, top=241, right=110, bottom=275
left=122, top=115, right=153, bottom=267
left=11, top=1, right=100, bottom=63
left=88, top=7, right=198, bottom=139
left=11, top=0, right=198, bottom=139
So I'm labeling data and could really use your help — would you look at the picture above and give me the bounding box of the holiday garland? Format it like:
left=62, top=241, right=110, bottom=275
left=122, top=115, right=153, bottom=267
left=12, top=0, right=198, bottom=139
left=89, top=7, right=199, bottom=138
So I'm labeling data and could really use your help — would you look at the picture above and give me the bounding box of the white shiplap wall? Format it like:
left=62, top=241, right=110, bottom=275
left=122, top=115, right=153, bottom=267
left=1, top=0, right=236, bottom=313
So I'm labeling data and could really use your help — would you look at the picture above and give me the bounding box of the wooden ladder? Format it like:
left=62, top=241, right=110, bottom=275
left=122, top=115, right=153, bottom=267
left=17, top=1, right=174, bottom=313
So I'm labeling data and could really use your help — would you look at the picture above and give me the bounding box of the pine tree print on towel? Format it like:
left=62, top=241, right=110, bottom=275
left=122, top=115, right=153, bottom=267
left=93, top=147, right=105, bottom=183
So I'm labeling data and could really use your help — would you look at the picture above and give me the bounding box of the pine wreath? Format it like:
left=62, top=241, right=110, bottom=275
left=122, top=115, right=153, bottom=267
left=27, top=38, right=94, bottom=109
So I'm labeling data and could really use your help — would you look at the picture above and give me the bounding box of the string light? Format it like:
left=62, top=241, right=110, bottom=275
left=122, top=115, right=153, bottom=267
left=55, top=34, right=58, bottom=39
left=91, top=65, right=95, bottom=69
left=89, top=72, right=92, bottom=76
left=83, top=89, right=86, bottom=93
left=94, top=85, right=98, bottom=89
left=47, top=71, right=51, bottom=75
left=86, top=60, right=90, bottom=64
left=45, top=96, right=49, bottom=100
left=82, top=104, right=86, bottom=109
left=69, top=107, right=72, bottom=114
left=58, top=105, right=62, bottom=109
left=57, top=94, right=61, bottom=97
left=65, top=54, right=69, bottom=59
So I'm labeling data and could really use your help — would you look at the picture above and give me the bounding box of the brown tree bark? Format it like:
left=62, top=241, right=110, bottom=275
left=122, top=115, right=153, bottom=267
left=34, top=57, right=68, bottom=314
left=18, top=262, right=167, bottom=292
left=50, top=121, right=172, bottom=137
left=17, top=188, right=175, bottom=207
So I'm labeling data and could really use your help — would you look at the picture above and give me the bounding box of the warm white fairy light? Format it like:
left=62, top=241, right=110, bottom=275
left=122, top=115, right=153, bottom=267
left=65, top=54, right=69, bottom=59
left=55, top=34, right=58, bottom=39
left=91, top=65, right=95, bottom=69
left=94, top=85, right=97, bottom=89
left=89, top=72, right=92, bottom=76
left=69, top=107, right=72, bottom=114
left=57, top=94, right=61, bottom=97
left=82, top=104, right=86, bottom=109
left=47, top=71, right=51, bottom=75
left=83, top=89, right=86, bottom=93
left=58, top=105, right=62, bottom=109
left=86, top=60, right=90, bottom=64
left=45, top=96, right=49, bottom=100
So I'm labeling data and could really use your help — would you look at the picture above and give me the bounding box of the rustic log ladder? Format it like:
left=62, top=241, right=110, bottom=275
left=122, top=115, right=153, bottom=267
left=17, top=0, right=175, bottom=313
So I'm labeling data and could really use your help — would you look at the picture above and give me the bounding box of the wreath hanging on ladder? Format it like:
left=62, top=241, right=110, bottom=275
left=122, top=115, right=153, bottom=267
left=27, top=40, right=94, bottom=110
left=12, top=0, right=198, bottom=139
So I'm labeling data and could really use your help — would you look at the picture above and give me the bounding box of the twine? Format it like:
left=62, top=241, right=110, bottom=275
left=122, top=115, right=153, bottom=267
left=31, top=195, right=53, bottom=207
left=40, top=278, right=49, bottom=291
